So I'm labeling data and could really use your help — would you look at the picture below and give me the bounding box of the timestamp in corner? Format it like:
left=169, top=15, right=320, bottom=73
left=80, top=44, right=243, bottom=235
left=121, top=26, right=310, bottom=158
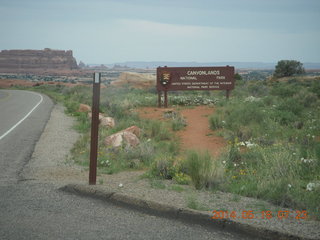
left=211, top=210, right=308, bottom=220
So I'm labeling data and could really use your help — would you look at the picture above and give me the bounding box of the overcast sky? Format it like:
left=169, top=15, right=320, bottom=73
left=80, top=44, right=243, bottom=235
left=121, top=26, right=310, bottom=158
left=0, top=0, right=319, bottom=64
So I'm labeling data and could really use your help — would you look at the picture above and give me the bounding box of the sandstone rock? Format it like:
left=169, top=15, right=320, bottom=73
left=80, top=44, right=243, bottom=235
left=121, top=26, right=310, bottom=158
left=122, top=131, right=140, bottom=147
left=87, top=113, right=115, bottom=128
left=100, top=117, right=115, bottom=128
left=105, top=131, right=140, bottom=148
left=105, top=133, right=123, bottom=148
left=122, top=126, right=141, bottom=137
left=78, top=104, right=91, bottom=113
left=87, top=112, right=104, bottom=121
left=0, top=48, right=78, bottom=71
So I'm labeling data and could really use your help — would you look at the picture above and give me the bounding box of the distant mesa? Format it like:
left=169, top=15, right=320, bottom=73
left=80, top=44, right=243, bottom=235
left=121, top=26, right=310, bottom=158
left=0, top=48, right=78, bottom=73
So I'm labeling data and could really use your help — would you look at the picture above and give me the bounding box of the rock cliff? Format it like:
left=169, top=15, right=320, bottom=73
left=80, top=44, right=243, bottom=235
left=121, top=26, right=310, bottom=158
left=0, top=48, right=78, bottom=72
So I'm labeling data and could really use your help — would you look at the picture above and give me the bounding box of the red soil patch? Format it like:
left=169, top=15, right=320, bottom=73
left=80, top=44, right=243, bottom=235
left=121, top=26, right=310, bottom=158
left=0, top=79, right=89, bottom=88
left=137, top=106, right=226, bottom=157
left=0, top=79, right=34, bottom=88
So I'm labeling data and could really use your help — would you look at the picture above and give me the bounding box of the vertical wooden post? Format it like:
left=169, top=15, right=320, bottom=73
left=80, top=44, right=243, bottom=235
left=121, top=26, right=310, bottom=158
left=164, top=90, right=168, bottom=108
left=226, top=89, right=230, bottom=100
left=89, top=72, right=101, bottom=185
left=158, top=91, right=162, bottom=108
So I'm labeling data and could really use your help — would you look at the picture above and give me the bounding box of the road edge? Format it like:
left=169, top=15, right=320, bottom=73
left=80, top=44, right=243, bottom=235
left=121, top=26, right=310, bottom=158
left=60, top=184, right=312, bottom=240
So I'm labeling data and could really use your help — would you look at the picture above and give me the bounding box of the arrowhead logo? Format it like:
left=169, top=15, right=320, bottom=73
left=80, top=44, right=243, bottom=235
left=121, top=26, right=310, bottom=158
left=160, top=72, right=171, bottom=86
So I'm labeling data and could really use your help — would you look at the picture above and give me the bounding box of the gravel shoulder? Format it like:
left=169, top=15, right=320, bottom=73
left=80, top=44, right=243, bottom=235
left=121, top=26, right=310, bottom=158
left=23, top=104, right=320, bottom=240
left=21, top=104, right=86, bottom=186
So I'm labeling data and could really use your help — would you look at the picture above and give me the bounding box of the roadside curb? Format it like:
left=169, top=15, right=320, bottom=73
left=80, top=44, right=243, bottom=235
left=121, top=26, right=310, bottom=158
left=60, top=184, right=312, bottom=240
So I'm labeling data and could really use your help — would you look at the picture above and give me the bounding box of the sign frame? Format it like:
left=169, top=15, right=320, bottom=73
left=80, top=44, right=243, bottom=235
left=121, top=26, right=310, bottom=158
left=157, top=66, right=234, bottom=107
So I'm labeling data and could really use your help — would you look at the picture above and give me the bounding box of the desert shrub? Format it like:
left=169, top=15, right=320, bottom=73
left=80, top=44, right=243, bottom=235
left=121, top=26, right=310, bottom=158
left=73, top=112, right=90, bottom=133
left=226, top=102, right=266, bottom=129
left=310, top=79, right=320, bottom=97
left=270, top=83, right=299, bottom=97
left=293, top=90, right=318, bottom=108
left=247, top=81, right=269, bottom=97
left=148, top=120, right=172, bottom=141
left=173, top=172, right=191, bottom=185
left=64, top=100, right=79, bottom=114
left=166, top=111, right=187, bottom=131
left=209, top=115, right=224, bottom=130
left=272, top=110, right=298, bottom=126
left=172, top=117, right=187, bottom=131
left=226, top=143, right=242, bottom=166
left=184, top=150, right=223, bottom=189
left=225, top=145, right=320, bottom=218
left=276, top=98, right=303, bottom=116
left=170, top=93, right=216, bottom=106
left=149, top=154, right=177, bottom=179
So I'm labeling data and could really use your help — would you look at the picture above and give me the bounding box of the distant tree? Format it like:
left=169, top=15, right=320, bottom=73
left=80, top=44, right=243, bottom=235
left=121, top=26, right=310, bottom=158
left=273, top=60, right=305, bottom=78
left=234, top=73, right=242, bottom=81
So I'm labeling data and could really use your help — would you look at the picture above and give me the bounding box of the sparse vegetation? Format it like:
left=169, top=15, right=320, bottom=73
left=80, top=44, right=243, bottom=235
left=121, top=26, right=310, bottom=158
left=8, top=72, right=320, bottom=219
left=209, top=77, right=320, bottom=219
left=184, top=151, right=224, bottom=190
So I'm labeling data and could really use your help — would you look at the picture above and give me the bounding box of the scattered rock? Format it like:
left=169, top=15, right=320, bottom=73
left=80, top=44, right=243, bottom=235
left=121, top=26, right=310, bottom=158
left=244, top=96, right=261, bottom=102
left=122, top=125, right=141, bottom=137
left=122, top=131, right=140, bottom=147
left=87, top=112, right=104, bottom=121
left=100, top=117, right=115, bottom=128
left=78, top=104, right=91, bottom=113
left=105, top=131, right=140, bottom=148
left=105, top=132, right=123, bottom=148
left=87, top=112, right=115, bottom=128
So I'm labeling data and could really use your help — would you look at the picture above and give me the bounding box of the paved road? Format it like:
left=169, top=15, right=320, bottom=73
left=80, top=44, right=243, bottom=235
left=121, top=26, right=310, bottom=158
left=0, top=90, right=53, bottom=184
left=0, top=90, right=254, bottom=240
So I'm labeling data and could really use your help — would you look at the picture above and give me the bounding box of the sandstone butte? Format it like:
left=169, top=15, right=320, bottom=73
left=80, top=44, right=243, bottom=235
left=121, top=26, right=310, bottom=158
left=0, top=48, right=78, bottom=73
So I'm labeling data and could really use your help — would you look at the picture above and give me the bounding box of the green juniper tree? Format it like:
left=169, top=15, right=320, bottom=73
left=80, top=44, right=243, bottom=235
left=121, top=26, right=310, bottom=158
left=273, top=60, right=305, bottom=78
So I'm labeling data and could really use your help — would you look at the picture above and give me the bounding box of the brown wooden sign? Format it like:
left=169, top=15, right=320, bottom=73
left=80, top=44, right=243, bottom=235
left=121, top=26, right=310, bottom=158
left=157, top=66, right=235, bottom=107
left=157, top=66, right=235, bottom=91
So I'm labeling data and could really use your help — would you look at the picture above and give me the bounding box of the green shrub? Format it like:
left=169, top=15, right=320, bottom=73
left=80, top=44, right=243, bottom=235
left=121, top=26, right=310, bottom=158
left=171, top=115, right=187, bottom=131
left=173, top=172, right=191, bottom=185
left=209, top=115, right=224, bottom=130
left=276, top=98, right=303, bottom=116
left=73, top=112, right=90, bottom=133
left=185, top=151, right=223, bottom=189
left=148, top=121, right=172, bottom=141
left=270, top=83, right=299, bottom=97
left=225, top=145, right=320, bottom=218
left=149, top=154, right=177, bottom=179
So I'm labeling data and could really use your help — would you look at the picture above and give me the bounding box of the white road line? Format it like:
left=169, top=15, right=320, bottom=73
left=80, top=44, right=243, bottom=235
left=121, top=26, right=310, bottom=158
left=0, top=92, right=43, bottom=141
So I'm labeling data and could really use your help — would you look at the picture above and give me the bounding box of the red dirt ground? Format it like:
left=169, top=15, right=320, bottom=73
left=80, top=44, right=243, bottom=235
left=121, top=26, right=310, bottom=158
left=0, top=79, right=91, bottom=88
left=137, top=106, right=226, bottom=157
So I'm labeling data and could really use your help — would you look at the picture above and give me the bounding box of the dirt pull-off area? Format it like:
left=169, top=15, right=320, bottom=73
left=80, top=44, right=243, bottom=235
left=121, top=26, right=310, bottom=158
left=137, top=106, right=227, bottom=157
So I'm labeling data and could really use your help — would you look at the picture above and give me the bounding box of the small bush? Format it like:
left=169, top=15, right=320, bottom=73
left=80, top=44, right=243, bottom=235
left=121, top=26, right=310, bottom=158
left=171, top=115, right=187, bottom=131
left=209, top=115, right=224, bottom=130
left=173, top=172, right=191, bottom=185
left=185, top=151, right=223, bottom=189
left=73, top=112, right=90, bottom=133
left=149, top=155, right=177, bottom=179
left=148, top=121, right=172, bottom=141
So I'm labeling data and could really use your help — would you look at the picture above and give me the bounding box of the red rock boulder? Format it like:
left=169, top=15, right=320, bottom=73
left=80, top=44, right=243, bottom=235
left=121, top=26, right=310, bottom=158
left=105, top=131, right=140, bottom=148
left=78, top=104, right=91, bottom=113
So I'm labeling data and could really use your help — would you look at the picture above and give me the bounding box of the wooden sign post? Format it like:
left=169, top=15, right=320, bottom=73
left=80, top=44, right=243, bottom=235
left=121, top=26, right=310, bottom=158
left=89, top=72, right=101, bottom=185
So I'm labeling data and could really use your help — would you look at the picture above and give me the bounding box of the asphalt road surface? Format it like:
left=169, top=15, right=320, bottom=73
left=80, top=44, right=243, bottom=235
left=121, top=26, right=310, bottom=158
left=0, top=90, right=254, bottom=240
left=0, top=90, right=53, bottom=184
